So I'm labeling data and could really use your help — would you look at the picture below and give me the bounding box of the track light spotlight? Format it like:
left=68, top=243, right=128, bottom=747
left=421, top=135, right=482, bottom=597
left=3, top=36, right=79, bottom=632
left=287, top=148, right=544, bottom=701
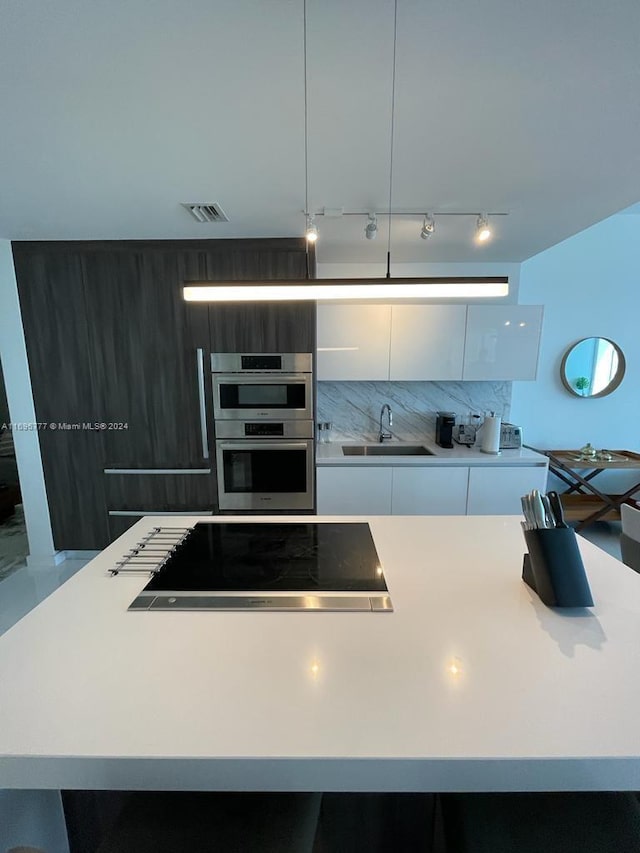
left=305, top=215, right=318, bottom=243
left=365, top=213, right=378, bottom=241
left=420, top=213, right=435, bottom=240
left=476, top=214, right=492, bottom=243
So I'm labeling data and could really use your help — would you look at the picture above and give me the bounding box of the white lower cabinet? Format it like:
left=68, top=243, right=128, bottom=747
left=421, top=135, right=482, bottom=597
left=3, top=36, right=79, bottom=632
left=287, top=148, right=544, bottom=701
left=318, top=463, right=548, bottom=516
left=317, top=465, right=467, bottom=516
left=316, top=466, right=392, bottom=515
left=391, top=467, right=469, bottom=515
left=466, top=466, right=548, bottom=515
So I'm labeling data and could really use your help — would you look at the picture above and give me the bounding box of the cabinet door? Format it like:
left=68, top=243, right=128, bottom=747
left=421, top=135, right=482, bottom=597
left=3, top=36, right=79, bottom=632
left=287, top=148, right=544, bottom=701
left=390, top=306, right=466, bottom=380
left=104, top=471, right=215, bottom=511
left=205, top=241, right=315, bottom=353
left=82, top=249, right=211, bottom=468
left=391, top=467, right=469, bottom=515
left=13, top=248, right=110, bottom=550
left=317, top=304, right=391, bottom=380
left=316, top=467, right=392, bottom=514
left=463, top=305, right=543, bottom=380
left=466, top=466, right=548, bottom=515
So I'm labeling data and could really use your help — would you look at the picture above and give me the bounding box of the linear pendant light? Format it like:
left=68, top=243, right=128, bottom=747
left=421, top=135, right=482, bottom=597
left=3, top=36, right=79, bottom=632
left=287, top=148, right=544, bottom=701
left=183, top=277, right=509, bottom=302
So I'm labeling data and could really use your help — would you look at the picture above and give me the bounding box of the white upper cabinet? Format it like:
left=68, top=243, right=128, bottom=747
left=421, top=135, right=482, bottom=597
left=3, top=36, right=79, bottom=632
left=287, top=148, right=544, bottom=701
left=389, top=305, right=467, bottom=380
left=463, top=305, right=544, bottom=381
left=317, top=302, right=544, bottom=382
left=317, top=304, right=391, bottom=381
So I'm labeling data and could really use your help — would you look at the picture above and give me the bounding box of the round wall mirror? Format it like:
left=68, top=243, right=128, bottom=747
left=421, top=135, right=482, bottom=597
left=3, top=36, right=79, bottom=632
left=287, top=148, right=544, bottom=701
left=560, top=337, right=626, bottom=398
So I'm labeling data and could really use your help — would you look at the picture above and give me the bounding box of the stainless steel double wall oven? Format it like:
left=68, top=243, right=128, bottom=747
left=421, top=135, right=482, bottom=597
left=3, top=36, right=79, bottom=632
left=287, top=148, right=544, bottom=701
left=212, top=353, right=314, bottom=511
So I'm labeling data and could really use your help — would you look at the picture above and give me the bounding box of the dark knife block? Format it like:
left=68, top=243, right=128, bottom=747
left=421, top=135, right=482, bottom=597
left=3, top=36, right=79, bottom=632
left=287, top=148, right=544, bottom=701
left=522, top=527, right=594, bottom=607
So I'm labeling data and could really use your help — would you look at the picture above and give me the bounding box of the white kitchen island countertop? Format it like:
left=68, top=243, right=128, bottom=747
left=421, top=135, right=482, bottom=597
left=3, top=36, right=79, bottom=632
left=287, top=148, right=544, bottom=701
left=0, top=514, right=639, bottom=793
left=316, top=441, right=548, bottom=466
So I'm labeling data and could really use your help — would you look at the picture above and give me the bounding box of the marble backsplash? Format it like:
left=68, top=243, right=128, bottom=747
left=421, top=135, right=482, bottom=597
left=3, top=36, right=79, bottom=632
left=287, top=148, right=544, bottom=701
left=317, top=381, right=512, bottom=442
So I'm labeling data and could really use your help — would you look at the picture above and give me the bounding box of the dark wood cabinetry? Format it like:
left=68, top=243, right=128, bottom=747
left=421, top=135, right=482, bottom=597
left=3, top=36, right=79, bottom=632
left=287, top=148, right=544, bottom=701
left=208, top=302, right=315, bottom=354
left=104, top=471, right=216, bottom=540
left=12, top=239, right=315, bottom=550
left=104, top=471, right=215, bottom=509
left=13, top=249, right=110, bottom=549
left=81, top=248, right=210, bottom=468
left=189, top=239, right=315, bottom=354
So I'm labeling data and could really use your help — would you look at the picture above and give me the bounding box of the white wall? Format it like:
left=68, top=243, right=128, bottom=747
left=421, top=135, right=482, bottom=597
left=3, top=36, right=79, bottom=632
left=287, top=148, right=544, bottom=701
left=511, top=213, right=640, bottom=450
left=0, top=241, right=56, bottom=561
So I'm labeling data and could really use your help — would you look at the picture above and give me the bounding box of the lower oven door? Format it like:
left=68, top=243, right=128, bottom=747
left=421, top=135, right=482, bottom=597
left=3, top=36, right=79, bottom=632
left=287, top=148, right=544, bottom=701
left=215, top=440, right=314, bottom=511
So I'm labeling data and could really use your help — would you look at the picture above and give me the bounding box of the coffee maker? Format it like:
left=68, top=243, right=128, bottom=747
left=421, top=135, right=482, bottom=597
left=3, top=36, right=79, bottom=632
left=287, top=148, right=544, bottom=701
left=435, top=411, right=456, bottom=449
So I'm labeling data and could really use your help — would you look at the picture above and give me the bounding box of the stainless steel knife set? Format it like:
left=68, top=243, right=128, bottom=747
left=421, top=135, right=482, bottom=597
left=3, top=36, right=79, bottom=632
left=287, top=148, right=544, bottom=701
left=521, top=489, right=568, bottom=530
left=519, top=489, right=593, bottom=607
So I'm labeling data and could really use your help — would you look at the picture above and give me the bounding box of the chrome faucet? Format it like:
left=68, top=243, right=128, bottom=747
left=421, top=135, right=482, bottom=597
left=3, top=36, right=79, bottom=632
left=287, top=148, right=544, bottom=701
left=379, top=404, right=393, bottom=443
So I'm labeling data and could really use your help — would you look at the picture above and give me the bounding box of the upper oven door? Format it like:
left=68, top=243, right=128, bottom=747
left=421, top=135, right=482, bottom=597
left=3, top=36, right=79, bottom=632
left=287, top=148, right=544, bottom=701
left=213, top=374, right=313, bottom=420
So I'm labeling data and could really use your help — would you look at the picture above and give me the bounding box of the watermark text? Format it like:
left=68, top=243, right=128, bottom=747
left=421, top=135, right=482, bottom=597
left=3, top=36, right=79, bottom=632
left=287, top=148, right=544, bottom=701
left=1, top=422, right=129, bottom=432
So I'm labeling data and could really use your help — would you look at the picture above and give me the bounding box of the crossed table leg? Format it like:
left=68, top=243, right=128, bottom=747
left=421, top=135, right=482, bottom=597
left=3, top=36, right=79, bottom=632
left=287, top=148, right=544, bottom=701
left=545, top=455, right=640, bottom=531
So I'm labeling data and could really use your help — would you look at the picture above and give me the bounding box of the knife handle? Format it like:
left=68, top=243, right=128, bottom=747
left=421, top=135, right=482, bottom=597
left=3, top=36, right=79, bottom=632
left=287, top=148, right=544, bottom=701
left=547, top=491, right=568, bottom=528
left=541, top=494, right=556, bottom=528
left=531, top=491, right=548, bottom=529
left=521, top=495, right=535, bottom=529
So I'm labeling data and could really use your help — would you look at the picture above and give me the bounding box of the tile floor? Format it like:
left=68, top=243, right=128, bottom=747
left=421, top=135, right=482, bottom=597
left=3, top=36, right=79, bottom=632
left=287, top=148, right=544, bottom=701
left=0, top=504, right=28, bottom=582
left=0, top=506, right=88, bottom=636
left=578, top=520, right=623, bottom=561
left=0, top=556, right=88, bottom=636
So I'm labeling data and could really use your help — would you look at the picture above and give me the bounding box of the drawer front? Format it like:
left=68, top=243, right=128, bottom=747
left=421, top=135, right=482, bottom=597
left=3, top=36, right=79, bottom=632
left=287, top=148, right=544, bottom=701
left=391, top=467, right=469, bottom=515
left=467, top=466, right=548, bottom=515
left=316, top=467, right=392, bottom=515
left=105, top=471, right=215, bottom=512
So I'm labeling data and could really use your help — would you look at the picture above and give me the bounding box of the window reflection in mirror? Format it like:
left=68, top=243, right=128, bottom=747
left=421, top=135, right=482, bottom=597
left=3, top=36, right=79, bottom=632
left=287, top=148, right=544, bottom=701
left=560, top=338, right=626, bottom=398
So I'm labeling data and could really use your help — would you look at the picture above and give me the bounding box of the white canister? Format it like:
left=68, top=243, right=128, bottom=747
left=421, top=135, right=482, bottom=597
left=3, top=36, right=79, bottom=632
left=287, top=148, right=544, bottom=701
left=481, top=415, right=502, bottom=455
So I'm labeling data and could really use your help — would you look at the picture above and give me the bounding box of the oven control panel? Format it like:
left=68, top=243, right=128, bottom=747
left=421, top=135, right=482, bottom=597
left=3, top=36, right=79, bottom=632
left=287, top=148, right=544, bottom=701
left=215, top=420, right=314, bottom=440
left=211, top=352, right=312, bottom=373
left=244, top=422, right=285, bottom=437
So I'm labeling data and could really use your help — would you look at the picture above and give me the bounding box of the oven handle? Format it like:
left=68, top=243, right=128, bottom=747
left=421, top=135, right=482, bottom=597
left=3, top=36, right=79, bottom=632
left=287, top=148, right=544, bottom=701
left=196, top=348, right=210, bottom=460
left=212, top=374, right=310, bottom=384
left=216, top=440, right=312, bottom=451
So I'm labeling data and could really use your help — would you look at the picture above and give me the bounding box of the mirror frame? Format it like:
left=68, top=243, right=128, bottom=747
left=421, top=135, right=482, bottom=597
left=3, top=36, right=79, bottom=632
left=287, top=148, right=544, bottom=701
left=560, top=337, right=626, bottom=399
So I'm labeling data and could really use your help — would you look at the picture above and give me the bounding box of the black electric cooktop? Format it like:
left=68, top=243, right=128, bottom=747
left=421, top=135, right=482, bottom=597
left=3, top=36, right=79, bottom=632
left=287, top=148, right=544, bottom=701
left=129, top=522, right=392, bottom=612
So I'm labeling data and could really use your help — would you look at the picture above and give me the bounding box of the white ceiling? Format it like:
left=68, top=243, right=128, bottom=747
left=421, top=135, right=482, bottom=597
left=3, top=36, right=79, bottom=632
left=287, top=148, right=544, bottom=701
left=1, top=0, right=639, bottom=264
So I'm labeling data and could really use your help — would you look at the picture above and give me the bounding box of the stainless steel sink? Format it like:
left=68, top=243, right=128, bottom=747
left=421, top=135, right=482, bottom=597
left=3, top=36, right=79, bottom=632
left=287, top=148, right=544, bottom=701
left=342, top=445, right=435, bottom=456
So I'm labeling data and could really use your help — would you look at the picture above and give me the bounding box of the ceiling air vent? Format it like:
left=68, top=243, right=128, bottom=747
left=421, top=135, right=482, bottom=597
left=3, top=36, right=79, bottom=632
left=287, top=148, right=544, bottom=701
left=182, top=203, right=229, bottom=223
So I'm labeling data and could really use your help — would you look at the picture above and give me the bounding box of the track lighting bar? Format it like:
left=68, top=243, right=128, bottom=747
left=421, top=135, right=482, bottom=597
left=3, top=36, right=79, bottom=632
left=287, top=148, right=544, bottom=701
left=303, top=210, right=506, bottom=244
left=311, top=211, right=509, bottom=217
